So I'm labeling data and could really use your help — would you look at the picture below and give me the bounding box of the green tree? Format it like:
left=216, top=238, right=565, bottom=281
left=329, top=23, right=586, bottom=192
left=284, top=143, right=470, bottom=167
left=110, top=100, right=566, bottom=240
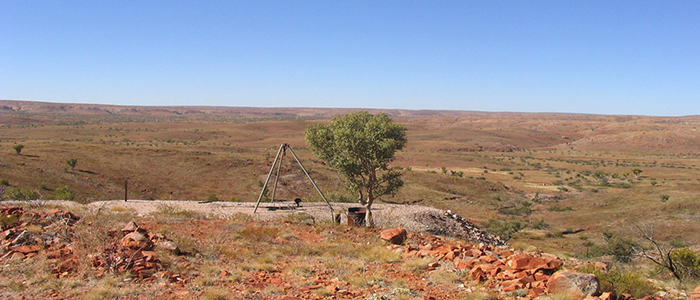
left=67, top=158, right=78, bottom=171
left=632, top=168, right=643, bottom=178
left=305, top=111, right=407, bottom=227
left=13, top=144, right=24, bottom=155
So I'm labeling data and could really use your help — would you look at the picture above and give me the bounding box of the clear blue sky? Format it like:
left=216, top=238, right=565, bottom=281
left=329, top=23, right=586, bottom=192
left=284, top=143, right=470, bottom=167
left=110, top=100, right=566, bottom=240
left=1, top=1, right=698, bottom=116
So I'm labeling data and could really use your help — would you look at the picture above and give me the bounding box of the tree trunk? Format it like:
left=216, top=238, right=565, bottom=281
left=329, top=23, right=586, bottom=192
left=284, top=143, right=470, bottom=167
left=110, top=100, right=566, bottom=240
left=363, top=200, right=374, bottom=227
left=363, top=170, right=377, bottom=227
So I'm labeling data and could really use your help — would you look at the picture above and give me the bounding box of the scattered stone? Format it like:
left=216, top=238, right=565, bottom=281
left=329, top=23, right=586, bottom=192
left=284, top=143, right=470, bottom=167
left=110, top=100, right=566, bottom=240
left=11, top=244, right=43, bottom=254
left=380, top=228, right=407, bottom=245
left=121, top=221, right=139, bottom=232
left=121, top=231, right=154, bottom=250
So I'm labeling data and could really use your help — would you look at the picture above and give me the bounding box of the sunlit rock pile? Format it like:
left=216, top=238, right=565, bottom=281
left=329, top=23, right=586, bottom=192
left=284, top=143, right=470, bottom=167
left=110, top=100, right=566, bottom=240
left=0, top=206, right=186, bottom=282
left=0, top=206, right=80, bottom=277
left=382, top=227, right=564, bottom=297
left=88, top=220, right=188, bottom=282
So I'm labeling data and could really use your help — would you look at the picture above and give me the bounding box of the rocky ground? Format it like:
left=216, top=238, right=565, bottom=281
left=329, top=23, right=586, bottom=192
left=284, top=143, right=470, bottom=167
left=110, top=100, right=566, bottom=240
left=0, top=202, right=698, bottom=300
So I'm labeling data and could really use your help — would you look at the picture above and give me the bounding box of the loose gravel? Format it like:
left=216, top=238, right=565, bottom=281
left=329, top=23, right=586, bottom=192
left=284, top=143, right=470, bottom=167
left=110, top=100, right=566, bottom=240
left=3, top=199, right=504, bottom=246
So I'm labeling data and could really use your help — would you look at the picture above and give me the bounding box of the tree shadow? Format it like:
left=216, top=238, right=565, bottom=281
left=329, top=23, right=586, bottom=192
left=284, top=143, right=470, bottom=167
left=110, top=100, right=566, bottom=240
left=77, top=170, right=98, bottom=175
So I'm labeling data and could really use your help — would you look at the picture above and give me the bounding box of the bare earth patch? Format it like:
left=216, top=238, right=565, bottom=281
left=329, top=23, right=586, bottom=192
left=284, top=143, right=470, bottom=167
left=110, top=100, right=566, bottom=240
left=9, top=200, right=504, bottom=246
left=14, top=200, right=439, bottom=231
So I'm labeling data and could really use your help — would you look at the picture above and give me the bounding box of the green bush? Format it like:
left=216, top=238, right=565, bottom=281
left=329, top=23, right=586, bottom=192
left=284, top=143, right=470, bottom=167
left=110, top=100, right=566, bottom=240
left=531, top=219, right=550, bottom=229
left=54, top=185, right=75, bottom=200
left=548, top=205, right=573, bottom=212
left=579, top=265, right=657, bottom=298
left=670, top=248, right=700, bottom=279
left=0, top=179, right=9, bottom=186
left=485, top=219, right=526, bottom=241
left=602, top=232, right=639, bottom=263
left=0, top=213, right=20, bottom=229
left=2, top=187, right=38, bottom=200
left=13, top=144, right=24, bottom=155
left=498, top=201, right=533, bottom=216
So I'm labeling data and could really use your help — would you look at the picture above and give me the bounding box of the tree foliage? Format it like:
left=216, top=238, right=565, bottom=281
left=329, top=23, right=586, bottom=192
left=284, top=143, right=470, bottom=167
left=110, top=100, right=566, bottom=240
left=67, top=158, right=78, bottom=171
left=13, top=144, right=24, bottom=155
left=305, top=111, right=407, bottom=226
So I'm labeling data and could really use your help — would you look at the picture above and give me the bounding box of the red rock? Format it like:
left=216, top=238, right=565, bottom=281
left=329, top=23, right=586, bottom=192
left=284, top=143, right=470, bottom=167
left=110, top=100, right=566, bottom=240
left=404, top=250, right=420, bottom=258
left=444, top=250, right=457, bottom=261
left=691, top=285, right=700, bottom=300
left=507, top=253, right=534, bottom=270
left=120, top=231, right=154, bottom=250
left=121, top=221, right=139, bottom=232
left=468, top=248, right=483, bottom=257
left=12, top=245, right=43, bottom=254
left=529, top=287, right=546, bottom=296
left=480, top=255, right=499, bottom=263
left=594, top=262, right=608, bottom=271
left=507, top=252, right=562, bottom=272
left=534, top=270, right=550, bottom=281
left=300, top=284, right=322, bottom=291
left=52, top=257, right=78, bottom=275
left=469, top=266, right=486, bottom=281
left=600, top=291, right=615, bottom=300
left=501, top=279, right=524, bottom=291
left=496, top=270, right=516, bottom=281
left=141, top=250, right=159, bottom=262
left=10, top=252, right=26, bottom=260
left=454, top=258, right=469, bottom=270
left=326, top=285, right=338, bottom=294
left=429, top=246, right=449, bottom=256
left=547, top=270, right=600, bottom=298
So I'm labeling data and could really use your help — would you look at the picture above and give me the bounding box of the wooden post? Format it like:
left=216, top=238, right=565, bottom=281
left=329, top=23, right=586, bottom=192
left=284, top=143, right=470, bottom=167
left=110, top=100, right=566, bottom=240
left=124, top=179, right=128, bottom=202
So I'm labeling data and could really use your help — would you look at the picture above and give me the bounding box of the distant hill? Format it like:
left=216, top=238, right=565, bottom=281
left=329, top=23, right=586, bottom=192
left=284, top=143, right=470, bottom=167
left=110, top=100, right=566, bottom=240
left=0, top=99, right=484, bottom=120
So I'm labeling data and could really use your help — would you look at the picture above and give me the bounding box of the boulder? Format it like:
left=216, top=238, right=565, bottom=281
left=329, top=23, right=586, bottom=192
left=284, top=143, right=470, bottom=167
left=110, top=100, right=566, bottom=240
left=120, top=231, right=153, bottom=250
left=380, top=228, right=407, bottom=245
left=507, top=252, right=563, bottom=271
left=121, top=221, right=139, bottom=232
left=547, top=270, right=600, bottom=299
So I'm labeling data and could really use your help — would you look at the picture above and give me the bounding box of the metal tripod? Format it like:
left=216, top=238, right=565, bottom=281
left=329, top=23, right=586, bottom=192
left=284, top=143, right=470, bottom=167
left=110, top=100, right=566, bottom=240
left=253, top=143, right=334, bottom=214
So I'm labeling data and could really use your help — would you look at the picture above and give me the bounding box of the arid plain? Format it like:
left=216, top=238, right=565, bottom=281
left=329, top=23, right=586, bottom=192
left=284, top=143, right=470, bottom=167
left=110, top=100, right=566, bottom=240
left=2, top=100, right=700, bottom=299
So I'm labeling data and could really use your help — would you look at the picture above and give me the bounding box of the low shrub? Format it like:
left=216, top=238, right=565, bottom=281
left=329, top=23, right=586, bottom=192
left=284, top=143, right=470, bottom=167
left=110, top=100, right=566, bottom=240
left=578, top=265, right=657, bottom=298
left=601, top=232, right=639, bottom=263
left=54, top=185, right=75, bottom=200
left=484, top=219, right=527, bottom=241
left=548, top=205, right=573, bottom=212
left=3, top=187, right=38, bottom=200
left=670, top=248, right=700, bottom=279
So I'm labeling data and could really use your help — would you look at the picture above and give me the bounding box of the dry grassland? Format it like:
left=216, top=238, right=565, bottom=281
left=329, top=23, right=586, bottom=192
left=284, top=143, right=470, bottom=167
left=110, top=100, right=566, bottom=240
left=2, top=100, right=700, bottom=258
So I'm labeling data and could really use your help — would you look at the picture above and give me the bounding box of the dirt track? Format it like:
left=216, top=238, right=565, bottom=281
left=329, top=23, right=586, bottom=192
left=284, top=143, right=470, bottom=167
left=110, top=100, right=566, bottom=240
left=8, top=200, right=444, bottom=232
